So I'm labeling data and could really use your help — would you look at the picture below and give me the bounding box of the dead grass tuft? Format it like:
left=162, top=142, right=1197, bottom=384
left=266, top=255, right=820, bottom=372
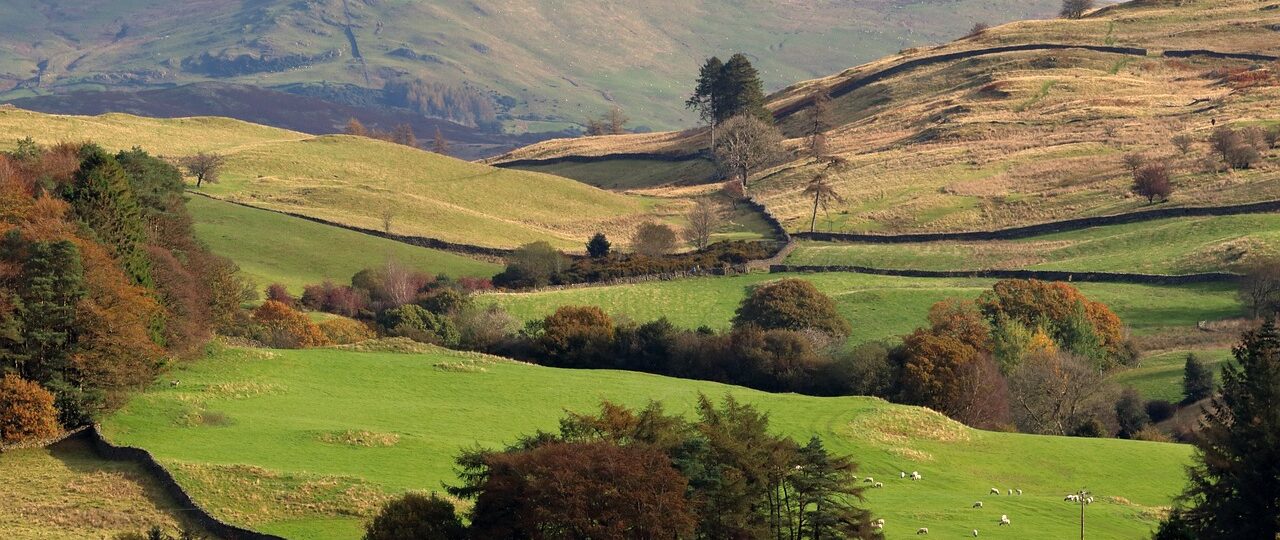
left=316, top=430, right=401, bottom=447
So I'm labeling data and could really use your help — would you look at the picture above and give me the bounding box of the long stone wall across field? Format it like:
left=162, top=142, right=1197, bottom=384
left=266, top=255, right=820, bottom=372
left=81, top=425, right=286, bottom=540
left=771, top=264, right=1240, bottom=285
left=794, top=200, right=1280, bottom=244
left=492, top=150, right=711, bottom=169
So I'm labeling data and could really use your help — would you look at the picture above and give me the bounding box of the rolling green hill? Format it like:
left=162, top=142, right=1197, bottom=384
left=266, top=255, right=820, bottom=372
left=0, top=0, right=1064, bottom=132
left=187, top=196, right=499, bottom=293
left=102, top=343, right=1191, bottom=539
left=0, top=107, right=683, bottom=249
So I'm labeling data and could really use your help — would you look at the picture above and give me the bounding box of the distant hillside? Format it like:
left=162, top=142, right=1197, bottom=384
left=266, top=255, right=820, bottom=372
left=0, top=0, right=1062, bottom=133
left=493, top=0, right=1280, bottom=235
left=3, top=83, right=558, bottom=160
left=0, top=107, right=684, bottom=249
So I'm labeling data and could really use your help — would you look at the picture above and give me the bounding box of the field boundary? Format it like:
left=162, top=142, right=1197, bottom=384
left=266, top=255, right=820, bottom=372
left=0, top=425, right=90, bottom=453
left=81, top=424, right=287, bottom=540
left=492, top=150, right=711, bottom=169
left=189, top=192, right=516, bottom=262
left=771, top=264, right=1240, bottom=285
left=793, top=200, right=1280, bottom=244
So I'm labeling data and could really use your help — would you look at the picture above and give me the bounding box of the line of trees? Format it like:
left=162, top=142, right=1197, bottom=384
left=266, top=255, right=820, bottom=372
left=364, top=397, right=881, bottom=540
left=0, top=139, right=252, bottom=442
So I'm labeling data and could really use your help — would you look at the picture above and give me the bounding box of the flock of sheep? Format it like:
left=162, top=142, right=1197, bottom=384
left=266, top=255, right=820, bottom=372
left=855, top=469, right=1089, bottom=536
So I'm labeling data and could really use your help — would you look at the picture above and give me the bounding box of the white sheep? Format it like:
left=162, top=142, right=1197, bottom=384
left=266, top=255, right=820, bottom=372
left=990, top=487, right=1000, bottom=495
left=901, top=471, right=907, bottom=478
left=916, top=528, right=929, bottom=535
left=1007, top=488, right=1013, bottom=496
left=972, top=501, right=983, bottom=508
left=1016, top=488, right=1023, bottom=496
left=1065, top=494, right=1080, bottom=502
left=973, top=530, right=979, bottom=537
left=169, top=380, right=180, bottom=387
left=1086, top=496, right=1095, bottom=504
left=999, top=515, right=1011, bottom=527
left=864, top=477, right=875, bottom=484
left=874, top=482, right=884, bottom=488
left=911, top=471, right=922, bottom=481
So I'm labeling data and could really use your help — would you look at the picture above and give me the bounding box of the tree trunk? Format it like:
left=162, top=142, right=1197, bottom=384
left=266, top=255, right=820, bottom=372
left=811, top=192, right=821, bottom=233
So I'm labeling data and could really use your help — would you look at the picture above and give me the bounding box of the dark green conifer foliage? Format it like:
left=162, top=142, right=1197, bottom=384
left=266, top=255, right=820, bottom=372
left=63, top=147, right=152, bottom=287
left=0, top=234, right=87, bottom=383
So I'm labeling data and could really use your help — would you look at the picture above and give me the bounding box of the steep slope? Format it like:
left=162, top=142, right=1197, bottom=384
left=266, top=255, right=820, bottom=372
left=494, top=0, right=1280, bottom=235
left=0, top=0, right=1063, bottom=132
left=0, top=107, right=683, bottom=249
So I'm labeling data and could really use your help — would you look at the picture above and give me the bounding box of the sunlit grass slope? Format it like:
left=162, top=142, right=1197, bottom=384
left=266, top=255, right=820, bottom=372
left=103, top=344, right=1191, bottom=539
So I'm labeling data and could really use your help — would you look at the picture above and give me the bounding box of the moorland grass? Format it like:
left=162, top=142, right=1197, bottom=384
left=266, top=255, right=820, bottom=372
left=187, top=196, right=499, bottom=293
left=0, top=436, right=201, bottom=539
left=103, top=344, right=1192, bottom=539
left=487, top=272, right=1244, bottom=345
left=785, top=213, right=1280, bottom=274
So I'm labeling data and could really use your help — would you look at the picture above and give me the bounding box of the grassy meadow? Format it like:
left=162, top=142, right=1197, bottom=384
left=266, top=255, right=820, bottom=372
left=487, top=272, right=1244, bottom=345
left=0, top=108, right=685, bottom=250
left=1110, top=348, right=1235, bottom=403
left=102, top=343, right=1192, bottom=539
left=0, top=436, right=201, bottom=539
left=187, top=196, right=499, bottom=293
left=786, top=213, right=1280, bottom=274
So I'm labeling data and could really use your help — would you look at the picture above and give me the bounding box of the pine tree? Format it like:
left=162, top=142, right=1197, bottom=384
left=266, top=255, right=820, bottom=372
left=687, top=56, right=726, bottom=142
left=807, top=91, right=833, bottom=157
left=585, top=233, right=611, bottom=259
left=0, top=234, right=87, bottom=383
left=64, top=149, right=152, bottom=286
left=1158, top=321, right=1280, bottom=539
left=720, top=54, right=769, bottom=122
left=791, top=436, right=877, bottom=538
left=1182, top=353, right=1214, bottom=404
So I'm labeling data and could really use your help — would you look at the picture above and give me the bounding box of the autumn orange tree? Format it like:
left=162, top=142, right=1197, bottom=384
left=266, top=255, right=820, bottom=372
left=0, top=373, right=61, bottom=444
left=976, top=279, right=1130, bottom=369
left=253, top=300, right=330, bottom=349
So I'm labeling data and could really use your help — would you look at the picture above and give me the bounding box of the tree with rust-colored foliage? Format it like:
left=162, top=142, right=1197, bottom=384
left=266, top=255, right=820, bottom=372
left=0, top=373, right=61, bottom=443
left=465, top=441, right=695, bottom=540
left=976, top=279, right=1129, bottom=368
left=253, top=300, right=329, bottom=349
left=531, top=306, right=616, bottom=368
left=1133, top=162, right=1173, bottom=203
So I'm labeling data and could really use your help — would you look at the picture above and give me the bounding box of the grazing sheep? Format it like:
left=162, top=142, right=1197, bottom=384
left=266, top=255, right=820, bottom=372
left=873, top=518, right=885, bottom=529
left=999, top=515, right=1011, bottom=526
left=916, top=528, right=929, bottom=535
left=1086, top=496, right=1095, bottom=504
left=901, top=471, right=907, bottom=478
left=1065, top=494, right=1080, bottom=502
left=972, top=501, right=983, bottom=508
left=911, top=471, right=922, bottom=481
left=1007, top=489, right=1013, bottom=496
left=973, top=530, right=979, bottom=537
left=990, top=487, right=1000, bottom=495
left=874, top=482, right=884, bottom=488
left=170, top=380, right=180, bottom=387
left=1016, top=489, right=1023, bottom=496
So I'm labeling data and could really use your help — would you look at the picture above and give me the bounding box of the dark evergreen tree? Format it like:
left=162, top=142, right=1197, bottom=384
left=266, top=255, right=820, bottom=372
left=720, top=53, right=770, bottom=122
left=363, top=492, right=466, bottom=540
left=687, top=56, right=727, bottom=133
left=114, top=147, right=184, bottom=216
left=791, top=436, right=877, bottom=538
left=586, top=232, right=611, bottom=259
left=1114, top=387, right=1149, bottom=439
left=0, top=234, right=87, bottom=384
left=1182, top=353, right=1215, bottom=404
left=1158, top=321, right=1280, bottom=539
left=63, top=148, right=152, bottom=286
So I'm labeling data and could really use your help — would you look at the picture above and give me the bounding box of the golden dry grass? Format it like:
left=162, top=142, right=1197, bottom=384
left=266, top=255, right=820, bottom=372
left=495, top=0, right=1280, bottom=234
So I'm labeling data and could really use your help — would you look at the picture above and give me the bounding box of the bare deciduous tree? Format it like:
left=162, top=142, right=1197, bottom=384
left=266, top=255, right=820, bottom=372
left=685, top=198, right=720, bottom=250
left=181, top=152, right=226, bottom=188
left=607, top=107, right=629, bottom=135
left=631, top=222, right=678, bottom=257
left=802, top=172, right=844, bottom=233
left=1009, top=352, right=1112, bottom=435
left=1239, top=256, right=1280, bottom=318
left=381, top=209, right=395, bottom=234
left=1121, top=153, right=1145, bottom=173
left=1060, top=0, right=1094, bottom=19
left=713, top=114, right=784, bottom=193
left=1132, top=162, right=1173, bottom=203
left=967, top=22, right=990, bottom=38
left=432, top=128, right=450, bottom=155
left=1171, top=133, right=1195, bottom=155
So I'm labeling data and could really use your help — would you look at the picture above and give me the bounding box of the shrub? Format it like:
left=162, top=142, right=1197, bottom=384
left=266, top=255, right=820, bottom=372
left=492, top=241, right=567, bottom=289
left=379, top=304, right=460, bottom=347
left=0, top=374, right=61, bottom=443
left=364, top=492, right=466, bottom=540
left=265, top=283, right=296, bottom=308
left=586, top=232, right=611, bottom=258
left=966, top=22, right=990, bottom=37
left=455, top=304, right=518, bottom=351
left=1171, top=134, right=1195, bottom=155
left=1132, top=425, right=1173, bottom=443
left=252, top=300, right=330, bottom=348
left=977, top=279, right=1128, bottom=369
left=417, top=287, right=471, bottom=315
left=1060, top=0, right=1094, bottom=19
left=318, top=317, right=377, bottom=345
left=301, top=281, right=371, bottom=318
left=1132, top=163, right=1173, bottom=203
left=1225, top=143, right=1261, bottom=169
left=631, top=222, right=678, bottom=257
left=532, top=306, right=616, bottom=368
left=1146, top=399, right=1177, bottom=423
left=1115, top=387, right=1150, bottom=439
left=733, top=279, right=851, bottom=338
left=1182, top=353, right=1215, bottom=404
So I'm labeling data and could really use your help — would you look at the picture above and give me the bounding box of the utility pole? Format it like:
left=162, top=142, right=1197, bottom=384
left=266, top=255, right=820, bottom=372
left=1071, top=489, right=1093, bottom=540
